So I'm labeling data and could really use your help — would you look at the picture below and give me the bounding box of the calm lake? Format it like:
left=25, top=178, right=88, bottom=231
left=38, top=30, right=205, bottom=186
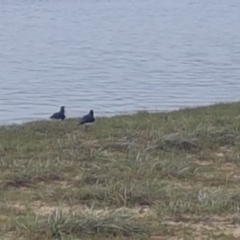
left=0, top=0, right=240, bottom=124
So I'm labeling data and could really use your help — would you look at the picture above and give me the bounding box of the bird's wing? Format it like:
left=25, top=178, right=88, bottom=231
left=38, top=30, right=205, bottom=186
left=50, top=112, right=59, bottom=118
left=80, top=114, right=88, bottom=123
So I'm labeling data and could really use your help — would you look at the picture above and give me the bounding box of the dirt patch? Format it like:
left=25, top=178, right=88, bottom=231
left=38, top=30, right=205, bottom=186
left=73, top=174, right=83, bottom=181
left=7, top=200, right=153, bottom=219
left=162, top=216, right=240, bottom=238
left=220, top=146, right=233, bottom=153
left=194, top=160, right=213, bottom=166
left=38, top=180, right=71, bottom=189
left=215, top=152, right=225, bottom=158
left=81, top=140, right=100, bottom=148
left=31, top=201, right=87, bottom=215
left=4, top=202, right=28, bottom=215
left=33, top=203, right=153, bottom=218
left=2, top=233, right=26, bottom=240
left=172, top=181, right=193, bottom=190
left=151, top=237, right=179, bottom=240
left=221, top=163, right=236, bottom=171
left=11, top=203, right=26, bottom=211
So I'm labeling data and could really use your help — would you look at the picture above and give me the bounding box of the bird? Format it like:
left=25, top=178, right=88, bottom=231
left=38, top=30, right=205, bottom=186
left=79, top=109, right=95, bottom=131
left=50, top=106, right=66, bottom=120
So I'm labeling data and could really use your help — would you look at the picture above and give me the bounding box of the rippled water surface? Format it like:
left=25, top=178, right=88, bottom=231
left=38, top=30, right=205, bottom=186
left=0, top=0, right=240, bottom=123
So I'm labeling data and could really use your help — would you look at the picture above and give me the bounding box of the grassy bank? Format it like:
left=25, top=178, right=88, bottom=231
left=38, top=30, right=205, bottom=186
left=1, top=102, right=240, bottom=239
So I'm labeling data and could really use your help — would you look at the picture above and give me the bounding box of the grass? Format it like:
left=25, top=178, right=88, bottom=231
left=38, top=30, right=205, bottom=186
left=1, top=102, right=240, bottom=239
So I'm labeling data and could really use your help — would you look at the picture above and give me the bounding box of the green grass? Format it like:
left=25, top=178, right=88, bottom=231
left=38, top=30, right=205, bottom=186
left=1, top=102, right=240, bottom=239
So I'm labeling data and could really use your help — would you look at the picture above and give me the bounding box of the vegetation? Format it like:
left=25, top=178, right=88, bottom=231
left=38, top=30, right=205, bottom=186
left=1, top=102, right=240, bottom=239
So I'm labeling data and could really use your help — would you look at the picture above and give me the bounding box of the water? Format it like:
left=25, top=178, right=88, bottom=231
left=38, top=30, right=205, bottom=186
left=0, top=0, right=240, bottom=124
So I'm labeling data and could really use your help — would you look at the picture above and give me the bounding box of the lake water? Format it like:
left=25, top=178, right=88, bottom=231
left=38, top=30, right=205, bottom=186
left=0, top=0, right=240, bottom=124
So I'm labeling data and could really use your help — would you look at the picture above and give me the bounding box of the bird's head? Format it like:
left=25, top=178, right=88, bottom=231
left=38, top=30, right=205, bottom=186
left=89, top=110, right=94, bottom=116
left=60, top=106, right=65, bottom=112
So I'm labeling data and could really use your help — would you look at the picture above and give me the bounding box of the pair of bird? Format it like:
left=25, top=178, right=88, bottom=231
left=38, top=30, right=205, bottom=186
left=50, top=106, right=95, bottom=131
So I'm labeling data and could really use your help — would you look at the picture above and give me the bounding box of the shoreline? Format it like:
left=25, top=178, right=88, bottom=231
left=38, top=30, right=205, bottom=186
left=0, top=101, right=238, bottom=127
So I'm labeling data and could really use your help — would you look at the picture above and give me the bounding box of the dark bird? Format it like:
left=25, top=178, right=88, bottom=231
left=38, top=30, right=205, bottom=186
left=50, top=106, right=66, bottom=120
left=79, top=109, right=95, bottom=131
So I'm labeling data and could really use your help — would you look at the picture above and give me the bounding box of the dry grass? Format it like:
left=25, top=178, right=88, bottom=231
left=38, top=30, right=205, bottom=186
left=1, top=102, right=240, bottom=239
